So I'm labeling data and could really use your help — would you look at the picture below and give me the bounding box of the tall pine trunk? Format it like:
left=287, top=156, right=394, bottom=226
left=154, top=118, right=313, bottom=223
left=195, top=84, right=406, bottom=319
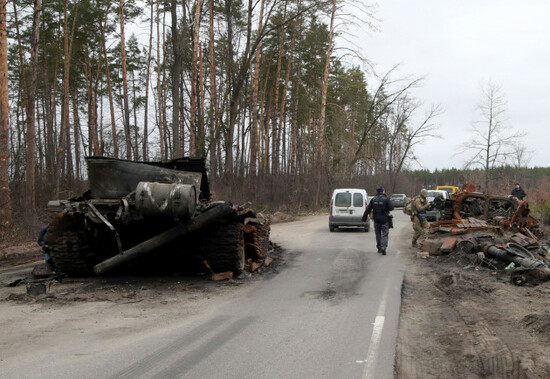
left=249, top=0, right=265, bottom=177
left=142, top=0, right=154, bottom=160
left=71, top=88, right=81, bottom=180
left=208, top=0, right=219, bottom=175
left=0, top=0, right=12, bottom=236
left=271, top=0, right=287, bottom=175
left=316, top=0, right=336, bottom=207
left=25, top=0, right=42, bottom=225
left=119, top=0, right=132, bottom=160
left=280, top=16, right=297, bottom=175
left=189, top=0, right=202, bottom=156
left=156, top=0, right=165, bottom=159
left=170, top=0, right=184, bottom=158
left=99, top=10, right=118, bottom=158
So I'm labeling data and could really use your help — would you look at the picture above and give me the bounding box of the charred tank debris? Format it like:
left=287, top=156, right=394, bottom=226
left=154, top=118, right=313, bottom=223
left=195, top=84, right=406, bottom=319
left=44, top=156, right=271, bottom=278
left=419, top=184, right=550, bottom=286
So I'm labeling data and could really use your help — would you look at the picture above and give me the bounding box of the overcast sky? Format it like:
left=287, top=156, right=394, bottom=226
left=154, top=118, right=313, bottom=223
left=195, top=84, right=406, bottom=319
left=351, top=1, right=549, bottom=171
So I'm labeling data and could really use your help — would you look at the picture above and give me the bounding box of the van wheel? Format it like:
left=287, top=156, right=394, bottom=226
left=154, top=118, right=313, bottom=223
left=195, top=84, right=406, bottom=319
left=329, top=226, right=336, bottom=232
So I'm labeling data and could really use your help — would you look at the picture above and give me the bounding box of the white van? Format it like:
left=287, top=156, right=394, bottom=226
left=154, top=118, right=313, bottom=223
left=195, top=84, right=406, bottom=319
left=329, top=188, right=370, bottom=232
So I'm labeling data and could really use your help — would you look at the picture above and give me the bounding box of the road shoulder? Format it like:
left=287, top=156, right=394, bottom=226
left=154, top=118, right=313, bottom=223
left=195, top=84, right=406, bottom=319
left=395, top=228, right=550, bottom=378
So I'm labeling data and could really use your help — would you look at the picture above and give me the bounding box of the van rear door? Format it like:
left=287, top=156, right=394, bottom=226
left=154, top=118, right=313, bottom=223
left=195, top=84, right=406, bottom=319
left=332, top=190, right=366, bottom=220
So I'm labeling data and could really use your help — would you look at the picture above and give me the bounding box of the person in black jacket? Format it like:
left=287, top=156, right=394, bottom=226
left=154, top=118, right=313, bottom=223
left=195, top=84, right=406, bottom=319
left=433, top=192, right=445, bottom=221
left=511, top=183, right=526, bottom=200
left=362, top=186, right=394, bottom=255
left=38, top=224, right=55, bottom=270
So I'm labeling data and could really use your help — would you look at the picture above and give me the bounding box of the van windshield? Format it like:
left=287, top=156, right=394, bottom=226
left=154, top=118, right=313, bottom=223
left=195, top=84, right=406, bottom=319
left=334, top=193, right=352, bottom=207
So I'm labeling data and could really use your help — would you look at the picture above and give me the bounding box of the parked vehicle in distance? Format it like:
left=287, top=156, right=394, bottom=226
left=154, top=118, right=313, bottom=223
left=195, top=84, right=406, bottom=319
left=435, top=185, right=460, bottom=196
left=329, top=188, right=370, bottom=232
left=390, top=193, right=407, bottom=207
left=426, top=190, right=449, bottom=221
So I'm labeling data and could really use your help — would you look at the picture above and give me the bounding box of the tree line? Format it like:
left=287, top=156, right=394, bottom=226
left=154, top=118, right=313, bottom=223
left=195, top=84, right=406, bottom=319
left=0, top=0, right=458, bottom=239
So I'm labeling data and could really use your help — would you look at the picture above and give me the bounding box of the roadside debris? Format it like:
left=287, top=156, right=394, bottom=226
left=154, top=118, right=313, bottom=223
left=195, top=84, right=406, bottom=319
left=420, top=184, right=550, bottom=286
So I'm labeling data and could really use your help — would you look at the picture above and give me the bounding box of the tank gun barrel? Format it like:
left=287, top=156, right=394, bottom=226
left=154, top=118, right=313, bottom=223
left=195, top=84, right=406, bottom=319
left=94, top=202, right=234, bottom=275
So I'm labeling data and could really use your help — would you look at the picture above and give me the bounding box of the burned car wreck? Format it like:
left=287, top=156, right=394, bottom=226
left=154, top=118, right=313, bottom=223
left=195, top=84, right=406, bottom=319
left=420, top=185, right=550, bottom=286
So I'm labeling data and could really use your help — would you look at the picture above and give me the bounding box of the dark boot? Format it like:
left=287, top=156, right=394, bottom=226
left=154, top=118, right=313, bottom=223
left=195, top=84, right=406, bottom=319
left=46, top=258, right=57, bottom=271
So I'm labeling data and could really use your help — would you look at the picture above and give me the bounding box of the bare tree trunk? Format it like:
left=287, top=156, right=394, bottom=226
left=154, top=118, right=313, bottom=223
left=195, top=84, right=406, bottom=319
left=119, top=0, right=132, bottom=160
left=59, top=0, right=79, bottom=191
left=170, top=0, right=184, bottom=158
left=271, top=0, right=287, bottom=175
left=142, top=0, right=154, bottom=161
left=485, top=100, right=493, bottom=192
left=162, top=67, right=170, bottom=157
left=25, top=0, right=42, bottom=225
left=208, top=0, right=218, bottom=174
left=71, top=88, right=81, bottom=180
left=189, top=0, right=202, bottom=156
left=316, top=0, right=336, bottom=207
left=263, top=89, right=272, bottom=175
left=224, top=0, right=236, bottom=173
left=156, top=0, right=165, bottom=159
left=0, top=0, right=12, bottom=236
left=198, top=44, right=206, bottom=157
left=44, top=63, right=58, bottom=178
left=307, top=109, right=312, bottom=175
left=249, top=0, right=265, bottom=177
left=99, top=10, right=118, bottom=158
left=83, top=53, right=100, bottom=155
left=290, top=86, right=299, bottom=177
left=280, top=16, right=297, bottom=175
left=131, top=72, right=139, bottom=160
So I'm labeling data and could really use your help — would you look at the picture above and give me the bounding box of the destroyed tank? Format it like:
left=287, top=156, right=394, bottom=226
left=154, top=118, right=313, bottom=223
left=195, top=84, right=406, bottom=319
left=45, top=157, right=270, bottom=277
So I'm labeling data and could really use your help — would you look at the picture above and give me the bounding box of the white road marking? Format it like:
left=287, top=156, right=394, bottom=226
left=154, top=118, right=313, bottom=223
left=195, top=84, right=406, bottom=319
left=362, top=263, right=392, bottom=379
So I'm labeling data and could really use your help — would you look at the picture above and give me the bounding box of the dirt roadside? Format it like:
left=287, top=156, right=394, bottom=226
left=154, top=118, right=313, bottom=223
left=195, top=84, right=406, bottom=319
left=396, top=227, right=550, bottom=379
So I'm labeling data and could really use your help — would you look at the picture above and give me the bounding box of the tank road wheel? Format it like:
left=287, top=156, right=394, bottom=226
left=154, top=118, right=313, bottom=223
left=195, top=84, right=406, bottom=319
left=198, top=221, right=246, bottom=274
left=46, top=213, right=94, bottom=276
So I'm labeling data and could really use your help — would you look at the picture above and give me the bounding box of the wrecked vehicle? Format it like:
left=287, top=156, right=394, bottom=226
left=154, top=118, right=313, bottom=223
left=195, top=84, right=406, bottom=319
left=45, top=157, right=270, bottom=277
left=421, top=185, right=549, bottom=285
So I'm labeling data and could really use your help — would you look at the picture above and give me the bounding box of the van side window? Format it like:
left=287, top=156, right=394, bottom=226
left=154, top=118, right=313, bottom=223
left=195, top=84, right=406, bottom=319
left=335, top=193, right=351, bottom=207
left=353, top=193, right=364, bottom=207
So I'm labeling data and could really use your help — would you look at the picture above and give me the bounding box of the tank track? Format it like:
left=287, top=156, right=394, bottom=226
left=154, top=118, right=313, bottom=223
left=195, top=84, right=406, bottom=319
left=46, top=213, right=95, bottom=276
left=195, top=221, right=245, bottom=274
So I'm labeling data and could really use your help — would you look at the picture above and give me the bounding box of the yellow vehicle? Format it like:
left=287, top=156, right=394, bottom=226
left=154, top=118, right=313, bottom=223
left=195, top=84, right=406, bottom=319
left=435, top=185, right=460, bottom=195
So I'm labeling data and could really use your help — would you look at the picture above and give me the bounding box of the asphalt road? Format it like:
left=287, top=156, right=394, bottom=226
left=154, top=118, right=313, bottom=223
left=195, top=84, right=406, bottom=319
left=3, top=212, right=409, bottom=379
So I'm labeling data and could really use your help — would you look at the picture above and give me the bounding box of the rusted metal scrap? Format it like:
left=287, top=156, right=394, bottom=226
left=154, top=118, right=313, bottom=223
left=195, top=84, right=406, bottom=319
left=484, top=244, right=550, bottom=285
left=422, top=185, right=550, bottom=285
left=450, top=190, right=538, bottom=230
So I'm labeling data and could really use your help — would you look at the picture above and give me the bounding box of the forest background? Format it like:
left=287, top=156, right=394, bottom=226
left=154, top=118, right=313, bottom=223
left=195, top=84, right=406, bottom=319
left=0, top=0, right=549, bottom=240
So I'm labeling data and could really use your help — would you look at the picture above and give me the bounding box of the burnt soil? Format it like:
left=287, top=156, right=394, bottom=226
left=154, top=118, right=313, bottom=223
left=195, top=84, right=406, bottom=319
left=397, top=233, right=550, bottom=378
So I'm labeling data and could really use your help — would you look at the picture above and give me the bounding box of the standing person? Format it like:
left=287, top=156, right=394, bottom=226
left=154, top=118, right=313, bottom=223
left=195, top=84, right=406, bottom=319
left=411, top=189, right=431, bottom=248
left=511, top=183, right=526, bottom=200
left=38, top=224, right=55, bottom=270
left=433, top=192, right=445, bottom=221
left=362, top=186, right=394, bottom=255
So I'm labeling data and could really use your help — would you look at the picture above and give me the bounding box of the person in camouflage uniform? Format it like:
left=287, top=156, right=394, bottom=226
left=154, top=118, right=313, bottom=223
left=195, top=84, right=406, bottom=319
left=411, top=189, right=431, bottom=248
